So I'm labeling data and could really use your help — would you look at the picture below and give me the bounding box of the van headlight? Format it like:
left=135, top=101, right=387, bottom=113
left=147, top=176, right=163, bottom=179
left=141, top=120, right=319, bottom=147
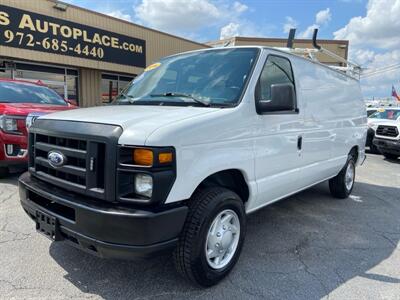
left=134, top=174, right=153, bottom=198
left=118, top=146, right=176, bottom=204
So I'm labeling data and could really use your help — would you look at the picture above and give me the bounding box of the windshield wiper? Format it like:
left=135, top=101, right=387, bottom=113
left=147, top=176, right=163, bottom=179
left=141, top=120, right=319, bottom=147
left=116, top=92, right=139, bottom=104
left=150, top=92, right=210, bottom=107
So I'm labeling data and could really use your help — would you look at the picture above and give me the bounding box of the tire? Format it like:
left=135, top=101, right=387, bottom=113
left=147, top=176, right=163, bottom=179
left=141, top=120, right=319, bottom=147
left=0, top=167, right=9, bottom=178
left=173, top=187, right=246, bottom=287
left=370, top=144, right=380, bottom=154
left=382, top=153, right=398, bottom=160
left=329, top=155, right=355, bottom=199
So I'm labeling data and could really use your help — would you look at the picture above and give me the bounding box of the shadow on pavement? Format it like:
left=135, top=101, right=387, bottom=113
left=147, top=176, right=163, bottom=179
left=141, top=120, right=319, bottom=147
left=0, top=171, right=24, bottom=187
left=383, top=157, right=400, bottom=164
left=49, top=181, right=400, bottom=299
left=360, top=273, right=400, bottom=284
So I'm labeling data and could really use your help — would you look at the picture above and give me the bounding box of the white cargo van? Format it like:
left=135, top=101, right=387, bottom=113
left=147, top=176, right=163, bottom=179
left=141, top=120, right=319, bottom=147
left=19, top=45, right=367, bottom=286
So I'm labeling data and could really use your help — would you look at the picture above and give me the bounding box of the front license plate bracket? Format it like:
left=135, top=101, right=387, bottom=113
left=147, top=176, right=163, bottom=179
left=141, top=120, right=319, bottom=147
left=35, top=210, right=62, bottom=241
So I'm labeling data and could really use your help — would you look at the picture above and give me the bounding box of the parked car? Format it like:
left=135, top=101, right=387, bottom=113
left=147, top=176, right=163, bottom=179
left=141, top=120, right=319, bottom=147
left=18, top=47, right=367, bottom=286
left=0, top=79, right=76, bottom=177
left=373, top=120, right=400, bottom=160
left=366, top=108, right=400, bottom=153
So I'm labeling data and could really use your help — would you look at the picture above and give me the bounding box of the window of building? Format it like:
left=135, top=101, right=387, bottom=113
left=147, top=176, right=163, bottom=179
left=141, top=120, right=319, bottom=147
left=101, top=73, right=135, bottom=103
left=0, top=68, right=12, bottom=79
left=0, top=60, right=79, bottom=105
left=119, top=76, right=134, bottom=93
left=0, top=61, right=13, bottom=79
left=66, top=76, right=79, bottom=103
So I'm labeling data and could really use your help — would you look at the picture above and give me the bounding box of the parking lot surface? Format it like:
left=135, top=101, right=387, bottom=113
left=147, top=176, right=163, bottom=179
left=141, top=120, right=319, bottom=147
left=0, top=154, right=399, bottom=300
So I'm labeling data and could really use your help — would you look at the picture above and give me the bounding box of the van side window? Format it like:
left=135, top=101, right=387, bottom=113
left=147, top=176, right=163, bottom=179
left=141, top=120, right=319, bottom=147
left=256, top=56, right=295, bottom=102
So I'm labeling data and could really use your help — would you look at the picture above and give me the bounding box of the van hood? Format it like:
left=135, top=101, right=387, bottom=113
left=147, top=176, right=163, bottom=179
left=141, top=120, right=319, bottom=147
left=41, top=105, right=220, bottom=145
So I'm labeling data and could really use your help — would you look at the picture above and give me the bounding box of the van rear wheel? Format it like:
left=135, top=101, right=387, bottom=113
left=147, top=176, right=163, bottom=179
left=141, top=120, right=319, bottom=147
left=173, top=187, right=246, bottom=287
left=329, top=156, right=355, bottom=199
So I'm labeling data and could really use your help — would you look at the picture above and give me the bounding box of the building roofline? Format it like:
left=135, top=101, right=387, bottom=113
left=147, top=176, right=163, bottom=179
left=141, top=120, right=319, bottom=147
left=48, top=0, right=210, bottom=48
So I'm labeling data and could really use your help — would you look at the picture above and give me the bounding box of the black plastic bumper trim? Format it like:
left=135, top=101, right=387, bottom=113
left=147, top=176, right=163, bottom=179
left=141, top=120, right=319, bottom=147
left=60, top=226, right=178, bottom=259
left=373, top=138, right=400, bottom=155
left=19, top=172, right=188, bottom=258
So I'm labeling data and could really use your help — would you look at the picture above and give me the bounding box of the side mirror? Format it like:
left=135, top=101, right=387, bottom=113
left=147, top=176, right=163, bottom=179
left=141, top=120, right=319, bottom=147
left=257, top=83, right=296, bottom=114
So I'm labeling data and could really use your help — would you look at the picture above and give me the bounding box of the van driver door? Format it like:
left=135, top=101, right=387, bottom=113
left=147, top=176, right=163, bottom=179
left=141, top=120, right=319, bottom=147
left=251, top=54, right=305, bottom=210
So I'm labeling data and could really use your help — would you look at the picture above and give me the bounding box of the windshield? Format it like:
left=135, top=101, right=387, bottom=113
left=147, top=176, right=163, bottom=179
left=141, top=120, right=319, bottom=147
left=114, top=48, right=259, bottom=107
left=369, top=110, right=400, bottom=120
left=0, top=81, right=67, bottom=105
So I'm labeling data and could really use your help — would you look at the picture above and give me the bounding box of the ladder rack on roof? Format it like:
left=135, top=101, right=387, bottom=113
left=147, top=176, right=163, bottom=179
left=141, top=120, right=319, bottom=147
left=282, top=29, right=361, bottom=80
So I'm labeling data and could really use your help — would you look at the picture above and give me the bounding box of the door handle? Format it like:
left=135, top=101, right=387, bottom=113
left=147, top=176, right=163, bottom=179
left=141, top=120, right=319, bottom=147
left=297, top=135, right=303, bottom=150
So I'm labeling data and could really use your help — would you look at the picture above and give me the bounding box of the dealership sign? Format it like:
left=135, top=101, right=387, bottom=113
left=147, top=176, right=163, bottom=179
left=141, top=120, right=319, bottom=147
left=0, top=5, right=146, bottom=68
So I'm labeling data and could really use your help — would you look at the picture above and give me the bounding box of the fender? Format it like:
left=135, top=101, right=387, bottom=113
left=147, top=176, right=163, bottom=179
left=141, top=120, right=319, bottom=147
left=164, top=141, right=258, bottom=207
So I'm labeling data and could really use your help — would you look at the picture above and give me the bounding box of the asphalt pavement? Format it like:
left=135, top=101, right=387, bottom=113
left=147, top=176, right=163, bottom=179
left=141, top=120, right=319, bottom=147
left=0, top=153, right=399, bottom=299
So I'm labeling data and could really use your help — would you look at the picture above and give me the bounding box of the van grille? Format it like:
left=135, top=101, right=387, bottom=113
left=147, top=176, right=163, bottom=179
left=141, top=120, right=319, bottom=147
left=29, top=119, right=122, bottom=202
left=32, top=134, right=105, bottom=194
left=376, top=125, right=399, bottom=138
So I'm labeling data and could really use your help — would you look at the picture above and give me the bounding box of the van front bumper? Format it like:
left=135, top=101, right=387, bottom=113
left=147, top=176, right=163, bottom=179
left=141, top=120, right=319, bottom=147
left=373, top=138, right=400, bottom=155
left=18, top=172, right=188, bottom=259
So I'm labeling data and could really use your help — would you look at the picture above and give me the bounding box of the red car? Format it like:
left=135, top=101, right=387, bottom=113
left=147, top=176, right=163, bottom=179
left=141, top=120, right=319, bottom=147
left=0, top=79, right=76, bottom=177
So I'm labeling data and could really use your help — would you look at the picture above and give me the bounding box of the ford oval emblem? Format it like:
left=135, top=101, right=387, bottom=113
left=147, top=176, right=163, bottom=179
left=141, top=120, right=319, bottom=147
left=47, top=151, right=66, bottom=168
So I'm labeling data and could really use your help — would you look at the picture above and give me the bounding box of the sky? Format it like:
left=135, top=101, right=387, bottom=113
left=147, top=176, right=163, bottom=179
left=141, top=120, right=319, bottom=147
left=64, top=0, right=400, bottom=100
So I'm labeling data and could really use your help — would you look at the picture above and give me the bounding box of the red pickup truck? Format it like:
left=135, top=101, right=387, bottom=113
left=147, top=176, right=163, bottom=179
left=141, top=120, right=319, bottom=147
left=0, top=78, right=76, bottom=177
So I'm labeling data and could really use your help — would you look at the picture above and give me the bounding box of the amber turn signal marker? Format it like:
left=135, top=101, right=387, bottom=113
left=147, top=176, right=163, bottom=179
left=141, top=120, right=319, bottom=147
left=159, top=152, right=173, bottom=164
left=133, top=149, right=153, bottom=166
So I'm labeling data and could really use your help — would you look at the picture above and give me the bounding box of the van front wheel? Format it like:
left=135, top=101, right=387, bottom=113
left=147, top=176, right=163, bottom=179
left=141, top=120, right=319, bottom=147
left=329, top=156, right=355, bottom=199
left=173, top=187, right=246, bottom=287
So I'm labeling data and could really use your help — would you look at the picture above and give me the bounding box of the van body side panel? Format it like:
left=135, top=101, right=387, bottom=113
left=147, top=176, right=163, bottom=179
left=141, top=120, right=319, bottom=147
left=292, top=55, right=366, bottom=186
left=330, top=82, right=367, bottom=165
left=247, top=49, right=366, bottom=213
left=293, top=57, right=345, bottom=185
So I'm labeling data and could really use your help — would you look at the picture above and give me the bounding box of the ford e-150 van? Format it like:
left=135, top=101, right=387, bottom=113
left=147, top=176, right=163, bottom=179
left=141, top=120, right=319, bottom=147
left=19, top=46, right=367, bottom=286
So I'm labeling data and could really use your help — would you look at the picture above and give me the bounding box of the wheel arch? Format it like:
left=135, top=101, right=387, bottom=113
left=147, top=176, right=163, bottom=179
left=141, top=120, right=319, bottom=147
left=191, top=169, right=250, bottom=203
left=349, top=145, right=359, bottom=163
